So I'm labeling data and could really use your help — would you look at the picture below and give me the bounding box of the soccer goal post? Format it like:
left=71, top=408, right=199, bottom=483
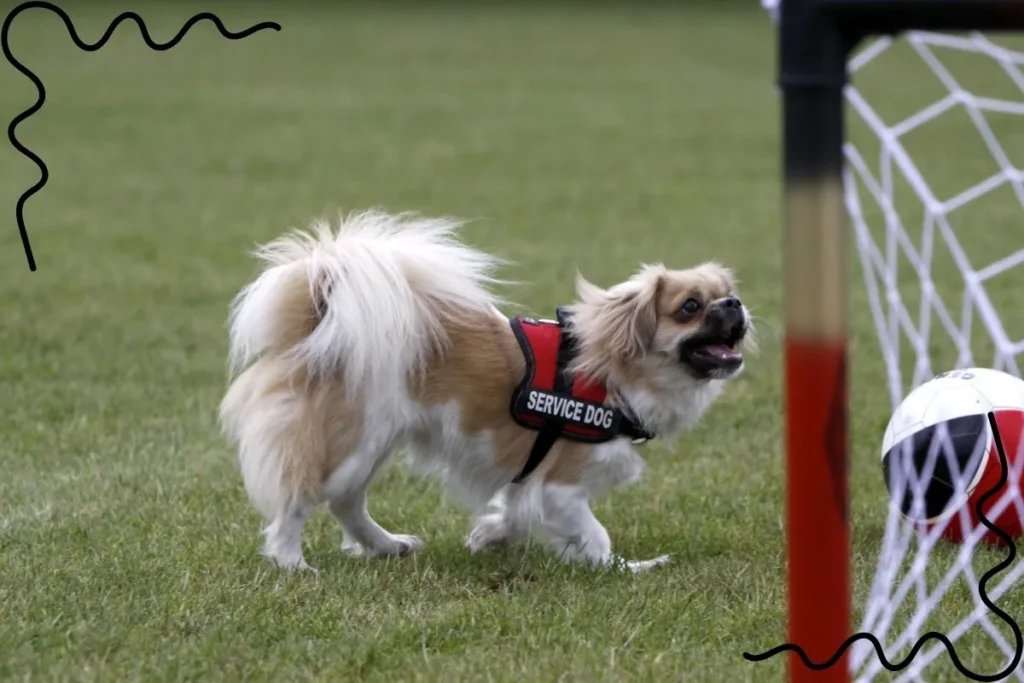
left=770, top=1, right=1024, bottom=682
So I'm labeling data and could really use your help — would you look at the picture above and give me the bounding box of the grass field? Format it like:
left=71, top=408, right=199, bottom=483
left=2, top=2, right=1023, bottom=681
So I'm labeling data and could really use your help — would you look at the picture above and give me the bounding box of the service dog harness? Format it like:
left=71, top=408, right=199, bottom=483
left=508, top=307, right=655, bottom=484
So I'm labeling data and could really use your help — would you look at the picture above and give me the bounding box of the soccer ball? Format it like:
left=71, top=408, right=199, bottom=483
left=880, top=367, right=1024, bottom=545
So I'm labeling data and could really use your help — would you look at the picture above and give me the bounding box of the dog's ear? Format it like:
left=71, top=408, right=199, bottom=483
left=575, top=266, right=663, bottom=360
left=611, top=287, right=660, bottom=359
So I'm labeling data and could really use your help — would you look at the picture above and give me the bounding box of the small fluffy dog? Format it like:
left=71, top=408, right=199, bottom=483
left=219, top=210, right=753, bottom=573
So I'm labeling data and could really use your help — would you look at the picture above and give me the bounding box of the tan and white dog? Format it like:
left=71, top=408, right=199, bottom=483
left=219, top=210, right=753, bottom=573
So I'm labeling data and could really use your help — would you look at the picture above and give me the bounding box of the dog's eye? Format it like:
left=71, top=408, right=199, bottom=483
left=680, top=298, right=702, bottom=316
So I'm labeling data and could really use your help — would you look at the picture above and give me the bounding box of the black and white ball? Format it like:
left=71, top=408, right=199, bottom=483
left=880, top=367, right=1024, bottom=544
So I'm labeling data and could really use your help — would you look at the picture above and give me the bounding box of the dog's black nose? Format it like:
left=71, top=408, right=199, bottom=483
left=718, top=296, right=741, bottom=310
left=710, top=297, right=746, bottom=344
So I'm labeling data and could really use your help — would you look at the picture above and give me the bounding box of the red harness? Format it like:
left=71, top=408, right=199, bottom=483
left=507, top=307, right=654, bottom=483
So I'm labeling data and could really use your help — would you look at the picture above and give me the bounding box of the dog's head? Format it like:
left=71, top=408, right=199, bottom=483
left=565, top=262, right=754, bottom=386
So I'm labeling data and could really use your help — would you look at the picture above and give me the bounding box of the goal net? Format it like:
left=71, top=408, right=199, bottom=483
left=761, top=0, right=1024, bottom=678
left=845, top=30, right=1024, bottom=682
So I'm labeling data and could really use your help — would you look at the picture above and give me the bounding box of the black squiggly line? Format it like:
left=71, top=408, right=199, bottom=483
left=743, top=411, right=1023, bottom=682
left=2, top=1, right=281, bottom=272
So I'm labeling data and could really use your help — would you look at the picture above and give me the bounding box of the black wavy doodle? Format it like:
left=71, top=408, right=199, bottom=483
left=744, top=411, right=1023, bottom=681
left=2, top=1, right=281, bottom=271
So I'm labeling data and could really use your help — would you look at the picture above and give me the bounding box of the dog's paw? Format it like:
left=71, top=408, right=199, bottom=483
left=390, top=534, right=424, bottom=556
left=466, top=514, right=513, bottom=553
left=341, top=539, right=367, bottom=558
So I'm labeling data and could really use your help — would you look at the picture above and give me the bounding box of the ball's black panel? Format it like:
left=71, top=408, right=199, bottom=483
left=881, top=413, right=989, bottom=521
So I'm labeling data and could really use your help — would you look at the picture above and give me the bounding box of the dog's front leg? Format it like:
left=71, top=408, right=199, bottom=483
left=538, top=485, right=669, bottom=574
left=466, top=487, right=528, bottom=553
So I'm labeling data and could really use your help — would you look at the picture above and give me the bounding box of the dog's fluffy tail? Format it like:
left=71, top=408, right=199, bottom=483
left=219, top=209, right=504, bottom=518
left=226, top=209, right=504, bottom=389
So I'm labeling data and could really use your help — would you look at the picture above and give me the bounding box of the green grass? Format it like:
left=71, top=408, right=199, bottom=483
left=2, top=2, right=1022, bottom=681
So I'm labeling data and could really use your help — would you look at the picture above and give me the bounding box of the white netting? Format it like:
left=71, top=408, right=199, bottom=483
left=847, top=31, right=1024, bottom=682
left=760, top=1, right=1024, bottom=677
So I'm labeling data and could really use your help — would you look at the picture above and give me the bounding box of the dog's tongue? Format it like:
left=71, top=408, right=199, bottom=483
left=702, top=344, right=741, bottom=360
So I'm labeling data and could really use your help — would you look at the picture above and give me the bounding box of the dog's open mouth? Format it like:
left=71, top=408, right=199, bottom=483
left=679, top=333, right=745, bottom=377
left=691, top=343, right=743, bottom=364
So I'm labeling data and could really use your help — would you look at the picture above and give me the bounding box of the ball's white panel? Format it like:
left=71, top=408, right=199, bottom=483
left=959, top=367, right=1024, bottom=411
left=882, top=382, right=939, bottom=452
left=881, top=368, right=1004, bottom=456
left=921, top=384, right=989, bottom=426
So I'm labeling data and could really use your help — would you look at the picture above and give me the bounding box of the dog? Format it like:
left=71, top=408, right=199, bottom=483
left=218, top=209, right=753, bottom=573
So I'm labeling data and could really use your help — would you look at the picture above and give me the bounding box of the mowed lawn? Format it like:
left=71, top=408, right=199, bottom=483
left=2, top=2, right=1022, bottom=681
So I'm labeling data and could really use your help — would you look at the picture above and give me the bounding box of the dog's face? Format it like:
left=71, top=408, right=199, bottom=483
left=649, top=264, right=751, bottom=380
left=567, top=262, right=753, bottom=385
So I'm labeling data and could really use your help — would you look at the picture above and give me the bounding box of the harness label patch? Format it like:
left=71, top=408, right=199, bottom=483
left=508, top=313, right=623, bottom=443
left=524, top=389, right=617, bottom=429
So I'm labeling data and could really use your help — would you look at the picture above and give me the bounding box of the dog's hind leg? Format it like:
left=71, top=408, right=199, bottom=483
left=329, top=488, right=423, bottom=558
left=325, top=442, right=423, bottom=558
left=263, top=499, right=318, bottom=572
